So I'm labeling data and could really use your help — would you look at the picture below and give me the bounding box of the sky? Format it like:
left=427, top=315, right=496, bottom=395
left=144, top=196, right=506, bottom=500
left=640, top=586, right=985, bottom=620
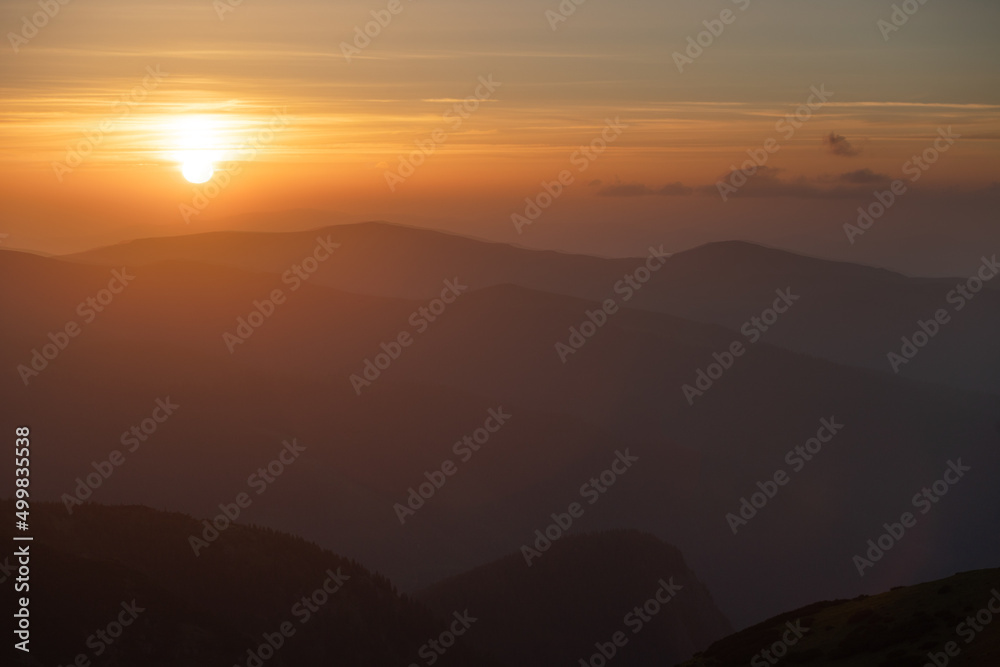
left=1, top=0, right=998, bottom=265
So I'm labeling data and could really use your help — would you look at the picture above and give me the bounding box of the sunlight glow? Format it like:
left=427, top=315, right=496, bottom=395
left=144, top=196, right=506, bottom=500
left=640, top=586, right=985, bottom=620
left=181, top=154, right=215, bottom=183
left=170, top=116, right=226, bottom=184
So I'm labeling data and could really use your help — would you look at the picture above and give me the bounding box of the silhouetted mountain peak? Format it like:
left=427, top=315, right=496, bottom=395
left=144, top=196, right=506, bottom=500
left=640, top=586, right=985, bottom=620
left=418, top=530, right=732, bottom=666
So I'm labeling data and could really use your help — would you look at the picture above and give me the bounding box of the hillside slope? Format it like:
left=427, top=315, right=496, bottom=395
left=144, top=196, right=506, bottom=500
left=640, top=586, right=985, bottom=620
left=679, top=568, right=1000, bottom=667
left=3, top=501, right=500, bottom=667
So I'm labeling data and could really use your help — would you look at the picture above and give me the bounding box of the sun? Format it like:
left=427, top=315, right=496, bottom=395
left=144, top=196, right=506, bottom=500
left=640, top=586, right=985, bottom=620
left=181, top=154, right=215, bottom=184
left=169, top=117, right=225, bottom=184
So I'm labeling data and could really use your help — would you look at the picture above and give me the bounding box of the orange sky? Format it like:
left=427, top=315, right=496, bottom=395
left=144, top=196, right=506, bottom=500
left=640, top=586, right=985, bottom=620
left=1, top=0, right=998, bottom=254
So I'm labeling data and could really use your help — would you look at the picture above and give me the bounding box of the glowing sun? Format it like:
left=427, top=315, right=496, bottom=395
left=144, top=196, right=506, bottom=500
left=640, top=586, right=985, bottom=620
left=181, top=154, right=215, bottom=184
left=170, top=117, right=225, bottom=184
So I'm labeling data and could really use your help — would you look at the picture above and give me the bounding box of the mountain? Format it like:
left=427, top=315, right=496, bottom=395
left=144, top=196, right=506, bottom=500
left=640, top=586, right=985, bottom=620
left=679, top=568, right=1000, bottom=667
left=2, top=245, right=999, bottom=629
left=3, top=501, right=499, bottom=667
left=61, top=222, right=1000, bottom=395
left=418, top=530, right=732, bottom=666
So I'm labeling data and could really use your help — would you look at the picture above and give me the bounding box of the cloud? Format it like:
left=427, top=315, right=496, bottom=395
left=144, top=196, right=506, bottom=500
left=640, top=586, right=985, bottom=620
left=700, top=167, right=871, bottom=199
left=702, top=166, right=1000, bottom=201
left=596, top=181, right=693, bottom=197
left=823, top=132, right=863, bottom=157
left=836, top=169, right=891, bottom=184
left=657, top=182, right=695, bottom=196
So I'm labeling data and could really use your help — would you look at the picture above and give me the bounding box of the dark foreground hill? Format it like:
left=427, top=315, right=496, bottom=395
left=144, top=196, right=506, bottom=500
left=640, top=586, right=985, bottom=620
left=678, top=568, right=1000, bottom=667
left=3, top=501, right=500, bottom=667
left=419, top=530, right=733, bottom=666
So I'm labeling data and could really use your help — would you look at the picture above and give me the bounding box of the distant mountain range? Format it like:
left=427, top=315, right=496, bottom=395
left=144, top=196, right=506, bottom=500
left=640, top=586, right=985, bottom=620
left=63, top=221, right=1000, bottom=395
left=2, top=222, right=998, bottom=631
